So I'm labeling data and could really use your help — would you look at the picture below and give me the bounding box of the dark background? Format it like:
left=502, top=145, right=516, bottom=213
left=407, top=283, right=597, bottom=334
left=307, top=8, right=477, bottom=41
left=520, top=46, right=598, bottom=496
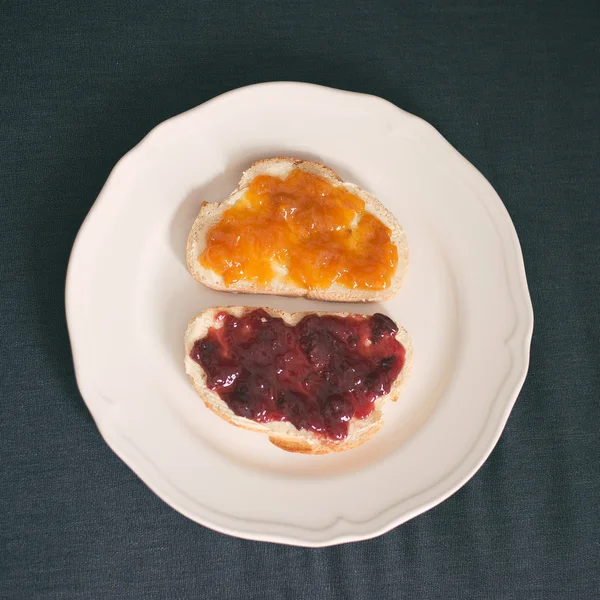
left=1, top=0, right=599, bottom=598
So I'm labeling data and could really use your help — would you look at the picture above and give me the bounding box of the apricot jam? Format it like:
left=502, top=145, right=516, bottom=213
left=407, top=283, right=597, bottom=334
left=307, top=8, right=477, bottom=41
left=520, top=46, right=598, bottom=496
left=199, top=169, right=398, bottom=290
left=190, top=309, right=406, bottom=440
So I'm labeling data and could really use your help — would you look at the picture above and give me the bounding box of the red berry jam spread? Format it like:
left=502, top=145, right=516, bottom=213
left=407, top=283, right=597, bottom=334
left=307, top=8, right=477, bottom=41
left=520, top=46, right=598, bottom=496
left=190, top=309, right=406, bottom=440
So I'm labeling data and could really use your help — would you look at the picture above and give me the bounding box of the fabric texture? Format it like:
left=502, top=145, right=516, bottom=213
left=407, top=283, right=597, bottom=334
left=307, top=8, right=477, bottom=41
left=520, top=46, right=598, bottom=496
left=1, top=1, right=598, bottom=598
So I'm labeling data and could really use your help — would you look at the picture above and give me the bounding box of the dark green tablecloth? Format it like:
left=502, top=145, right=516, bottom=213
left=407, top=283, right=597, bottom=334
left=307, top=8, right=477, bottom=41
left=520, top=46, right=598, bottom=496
left=1, top=1, right=598, bottom=598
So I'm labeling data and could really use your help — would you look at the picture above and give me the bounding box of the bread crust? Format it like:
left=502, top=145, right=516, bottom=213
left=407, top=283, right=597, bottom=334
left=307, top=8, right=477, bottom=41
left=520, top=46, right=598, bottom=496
left=184, top=306, right=413, bottom=454
left=186, top=158, right=409, bottom=302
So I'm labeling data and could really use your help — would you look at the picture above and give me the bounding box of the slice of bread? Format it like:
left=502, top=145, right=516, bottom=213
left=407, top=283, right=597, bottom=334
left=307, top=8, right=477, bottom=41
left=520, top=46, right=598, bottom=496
left=186, top=158, right=409, bottom=302
left=184, top=306, right=413, bottom=454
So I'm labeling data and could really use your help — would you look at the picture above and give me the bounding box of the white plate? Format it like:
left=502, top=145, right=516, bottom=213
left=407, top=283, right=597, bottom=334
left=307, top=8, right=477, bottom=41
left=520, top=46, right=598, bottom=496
left=66, top=82, right=533, bottom=546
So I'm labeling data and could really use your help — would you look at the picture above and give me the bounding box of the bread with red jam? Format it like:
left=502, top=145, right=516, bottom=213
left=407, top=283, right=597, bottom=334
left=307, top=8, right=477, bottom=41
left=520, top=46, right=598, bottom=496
left=186, top=158, right=409, bottom=302
left=184, top=306, right=412, bottom=454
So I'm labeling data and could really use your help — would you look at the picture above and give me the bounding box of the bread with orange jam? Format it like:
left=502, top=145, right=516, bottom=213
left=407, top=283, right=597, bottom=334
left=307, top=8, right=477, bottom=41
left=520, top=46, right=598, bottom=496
left=184, top=306, right=413, bottom=454
left=186, top=158, right=409, bottom=302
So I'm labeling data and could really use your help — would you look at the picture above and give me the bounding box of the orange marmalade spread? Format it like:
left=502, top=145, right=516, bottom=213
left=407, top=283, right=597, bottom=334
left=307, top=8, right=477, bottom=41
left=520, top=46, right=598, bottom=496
left=199, top=169, right=398, bottom=290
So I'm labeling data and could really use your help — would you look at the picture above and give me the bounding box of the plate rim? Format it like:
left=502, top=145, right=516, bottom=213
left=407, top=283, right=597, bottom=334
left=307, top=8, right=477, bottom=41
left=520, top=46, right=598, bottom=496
left=66, top=81, right=534, bottom=546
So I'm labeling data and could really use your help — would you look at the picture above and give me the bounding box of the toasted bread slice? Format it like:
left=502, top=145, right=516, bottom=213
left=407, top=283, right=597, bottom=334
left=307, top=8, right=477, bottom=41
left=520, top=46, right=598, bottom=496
left=184, top=306, right=413, bottom=454
left=186, top=158, right=409, bottom=302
